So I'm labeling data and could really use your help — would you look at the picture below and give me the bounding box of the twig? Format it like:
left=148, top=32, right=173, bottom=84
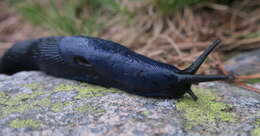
left=234, top=82, right=260, bottom=93
left=160, top=35, right=183, bottom=56
left=236, top=74, right=260, bottom=80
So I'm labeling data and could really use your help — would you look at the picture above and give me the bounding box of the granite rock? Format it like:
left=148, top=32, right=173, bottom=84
left=0, top=71, right=259, bottom=136
left=224, top=49, right=260, bottom=75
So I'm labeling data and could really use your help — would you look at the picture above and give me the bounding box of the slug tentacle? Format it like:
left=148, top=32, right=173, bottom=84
left=186, top=89, right=198, bottom=100
left=178, top=74, right=232, bottom=100
left=183, top=39, right=221, bottom=74
left=179, top=74, right=233, bottom=84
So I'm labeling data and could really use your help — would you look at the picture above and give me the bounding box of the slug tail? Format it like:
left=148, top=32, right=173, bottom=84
left=183, top=40, right=221, bottom=74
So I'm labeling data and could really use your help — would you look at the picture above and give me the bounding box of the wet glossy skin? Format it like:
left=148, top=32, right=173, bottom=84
left=0, top=36, right=232, bottom=100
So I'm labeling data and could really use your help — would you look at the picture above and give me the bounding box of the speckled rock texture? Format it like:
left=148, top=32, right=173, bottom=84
left=224, top=49, right=260, bottom=75
left=0, top=71, right=259, bottom=136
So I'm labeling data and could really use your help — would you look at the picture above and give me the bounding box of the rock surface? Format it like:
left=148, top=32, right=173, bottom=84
left=0, top=71, right=259, bottom=136
left=224, top=49, right=260, bottom=75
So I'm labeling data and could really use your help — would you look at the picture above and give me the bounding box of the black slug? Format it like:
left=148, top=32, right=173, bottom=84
left=0, top=36, right=233, bottom=100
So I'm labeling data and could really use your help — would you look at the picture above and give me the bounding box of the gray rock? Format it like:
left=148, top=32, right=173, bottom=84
left=225, top=49, right=260, bottom=75
left=0, top=71, right=259, bottom=136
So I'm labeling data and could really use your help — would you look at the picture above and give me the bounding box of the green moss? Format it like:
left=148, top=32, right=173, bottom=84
left=23, top=83, right=42, bottom=90
left=74, top=103, right=105, bottom=115
left=251, top=118, right=260, bottom=136
left=9, top=119, right=41, bottom=128
left=176, top=87, right=237, bottom=129
left=54, top=83, right=118, bottom=99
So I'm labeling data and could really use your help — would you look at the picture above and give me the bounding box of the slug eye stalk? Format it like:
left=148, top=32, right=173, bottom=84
left=183, top=39, right=221, bottom=74
left=187, top=89, right=198, bottom=100
left=180, top=40, right=233, bottom=100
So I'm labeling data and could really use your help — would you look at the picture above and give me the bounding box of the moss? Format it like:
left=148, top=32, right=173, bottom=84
left=176, top=87, right=237, bottom=129
left=251, top=118, right=260, bottom=136
left=74, top=103, right=106, bottom=115
left=23, top=83, right=42, bottom=90
left=9, top=119, right=41, bottom=128
left=54, top=83, right=118, bottom=99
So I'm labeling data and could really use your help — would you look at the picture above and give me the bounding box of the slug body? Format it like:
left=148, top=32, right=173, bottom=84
left=0, top=36, right=232, bottom=100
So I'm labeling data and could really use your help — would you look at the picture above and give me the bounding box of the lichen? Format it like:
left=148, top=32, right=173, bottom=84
left=74, top=103, right=106, bottom=116
left=0, top=92, right=8, bottom=104
left=4, top=91, right=46, bottom=106
left=51, top=102, right=64, bottom=112
left=141, top=110, right=150, bottom=116
left=23, top=83, right=42, bottom=90
left=176, top=87, right=237, bottom=129
left=251, top=118, right=260, bottom=136
left=54, top=84, right=76, bottom=92
left=0, top=95, right=51, bottom=117
left=9, top=119, right=41, bottom=128
left=0, top=81, right=117, bottom=118
left=50, top=101, right=74, bottom=112
left=64, top=101, right=74, bottom=106
left=0, top=92, right=6, bottom=98
left=54, top=83, right=118, bottom=99
left=33, top=97, right=51, bottom=107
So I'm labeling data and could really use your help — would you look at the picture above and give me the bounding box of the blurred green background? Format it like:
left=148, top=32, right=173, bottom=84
left=7, top=0, right=236, bottom=36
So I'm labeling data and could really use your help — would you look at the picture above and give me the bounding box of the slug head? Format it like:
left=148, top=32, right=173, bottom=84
left=176, top=40, right=234, bottom=100
left=176, top=74, right=233, bottom=100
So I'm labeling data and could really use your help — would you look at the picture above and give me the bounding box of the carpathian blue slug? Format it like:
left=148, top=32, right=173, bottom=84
left=0, top=36, right=233, bottom=100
